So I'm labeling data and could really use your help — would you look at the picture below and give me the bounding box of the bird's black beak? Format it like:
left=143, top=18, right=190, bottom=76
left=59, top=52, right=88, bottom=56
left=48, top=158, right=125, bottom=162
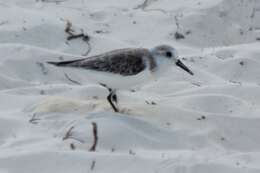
left=176, top=59, right=194, bottom=75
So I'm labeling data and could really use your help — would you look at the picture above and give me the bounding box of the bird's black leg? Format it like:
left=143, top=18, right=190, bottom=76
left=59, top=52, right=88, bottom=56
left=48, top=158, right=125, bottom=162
left=99, top=83, right=119, bottom=112
left=112, top=93, right=118, bottom=103
left=107, top=90, right=119, bottom=112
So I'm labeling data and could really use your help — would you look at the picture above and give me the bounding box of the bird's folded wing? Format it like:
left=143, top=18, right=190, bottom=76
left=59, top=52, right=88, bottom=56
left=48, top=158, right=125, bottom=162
left=48, top=48, right=150, bottom=76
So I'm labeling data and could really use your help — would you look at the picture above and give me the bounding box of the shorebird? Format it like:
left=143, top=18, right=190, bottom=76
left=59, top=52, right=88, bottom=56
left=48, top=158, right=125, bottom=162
left=47, top=45, right=193, bottom=112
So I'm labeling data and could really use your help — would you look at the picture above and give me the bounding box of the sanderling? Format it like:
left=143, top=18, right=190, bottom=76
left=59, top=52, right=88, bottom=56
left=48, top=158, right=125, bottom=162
left=47, top=44, right=193, bottom=112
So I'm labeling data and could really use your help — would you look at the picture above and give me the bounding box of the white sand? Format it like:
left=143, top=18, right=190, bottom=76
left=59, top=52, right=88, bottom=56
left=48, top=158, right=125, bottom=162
left=0, top=0, right=260, bottom=172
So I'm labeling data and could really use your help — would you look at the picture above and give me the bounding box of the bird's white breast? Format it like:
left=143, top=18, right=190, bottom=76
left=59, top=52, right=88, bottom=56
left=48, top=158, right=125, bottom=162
left=61, top=67, right=153, bottom=90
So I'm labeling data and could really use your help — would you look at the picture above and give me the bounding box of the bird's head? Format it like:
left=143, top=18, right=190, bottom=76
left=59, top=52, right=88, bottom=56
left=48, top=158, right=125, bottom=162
left=150, top=45, right=193, bottom=75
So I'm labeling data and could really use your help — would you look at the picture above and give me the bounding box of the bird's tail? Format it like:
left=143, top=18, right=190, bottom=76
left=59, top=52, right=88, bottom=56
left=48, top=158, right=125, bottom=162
left=47, top=58, right=85, bottom=67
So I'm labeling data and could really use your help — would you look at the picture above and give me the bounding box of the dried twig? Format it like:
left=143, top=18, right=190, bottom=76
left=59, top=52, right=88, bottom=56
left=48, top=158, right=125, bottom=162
left=134, top=0, right=149, bottom=9
left=65, top=20, right=74, bottom=34
left=63, top=126, right=85, bottom=143
left=145, top=100, right=157, bottom=105
left=90, top=160, right=96, bottom=171
left=67, top=33, right=85, bottom=40
left=64, top=20, right=91, bottom=56
left=191, top=82, right=201, bottom=87
left=89, top=122, right=98, bottom=152
left=63, top=126, right=75, bottom=140
left=36, top=62, right=48, bottom=75
left=174, top=32, right=185, bottom=40
left=29, top=114, right=41, bottom=124
left=197, top=115, right=206, bottom=120
left=83, top=41, right=92, bottom=56
left=229, top=80, right=242, bottom=85
left=133, top=0, right=167, bottom=14
left=64, top=72, right=81, bottom=85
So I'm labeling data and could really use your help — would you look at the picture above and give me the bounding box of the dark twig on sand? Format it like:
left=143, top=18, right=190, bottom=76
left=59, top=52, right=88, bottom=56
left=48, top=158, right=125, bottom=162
left=145, top=100, right=157, bottom=105
left=36, top=62, right=48, bottom=75
left=63, top=126, right=85, bottom=143
left=191, top=82, right=201, bottom=87
left=174, top=32, right=185, bottom=40
left=64, top=72, right=81, bottom=85
left=29, top=114, right=41, bottom=124
left=134, top=0, right=149, bottom=9
left=90, top=160, right=96, bottom=171
left=61, top=20, right=92, bottom=83
left=63, top=126, right=75, bottom=140
left=133, top=0, right=167, bottom=14
left=64, top=20, right=91, bottom=56
left=89, top=122, right=98, bottom=152
left=83, top=41, right=92, bottom=56
left=229, top=80, right=242, bottom=85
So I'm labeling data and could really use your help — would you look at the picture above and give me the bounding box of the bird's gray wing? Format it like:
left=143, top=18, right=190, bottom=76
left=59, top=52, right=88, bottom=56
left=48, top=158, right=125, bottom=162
left=48, top=48, right=151, bottom=76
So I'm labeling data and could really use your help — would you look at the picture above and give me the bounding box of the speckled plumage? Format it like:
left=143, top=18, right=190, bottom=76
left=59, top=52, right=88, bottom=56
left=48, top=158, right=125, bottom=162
left=48, top=48, right=156, bottom=76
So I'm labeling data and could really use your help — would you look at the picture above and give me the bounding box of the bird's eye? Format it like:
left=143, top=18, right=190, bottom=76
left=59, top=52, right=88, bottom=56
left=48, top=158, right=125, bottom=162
left=166, top=51, right=172, bottom=58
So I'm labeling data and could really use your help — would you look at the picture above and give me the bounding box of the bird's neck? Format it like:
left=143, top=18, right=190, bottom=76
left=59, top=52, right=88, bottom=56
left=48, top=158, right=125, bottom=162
left=146, top=54, right=157, bottom=72
left=150, top=56, right=171, bottom=78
